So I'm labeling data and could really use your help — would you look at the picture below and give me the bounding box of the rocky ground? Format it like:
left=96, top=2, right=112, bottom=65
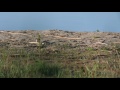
left=0, top=30, right=120, bottom=78
left=0, top=30, right=120, bottom=50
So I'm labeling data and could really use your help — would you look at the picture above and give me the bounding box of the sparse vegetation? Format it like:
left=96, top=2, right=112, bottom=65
left=0, top=30, right=120, bottom=78
left=0, top=42, right=120, bottom=78
left=37, top=33, right=41, bottom=48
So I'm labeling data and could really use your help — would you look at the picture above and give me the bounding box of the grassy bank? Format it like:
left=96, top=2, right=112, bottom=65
left=0, top=43, right=120, bottom=78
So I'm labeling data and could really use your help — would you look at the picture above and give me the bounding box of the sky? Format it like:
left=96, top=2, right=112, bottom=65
left=0, top=12, right=120, bottom=32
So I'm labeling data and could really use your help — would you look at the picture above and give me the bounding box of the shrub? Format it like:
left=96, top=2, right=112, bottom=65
left=96, top=29, right=100, bottom=32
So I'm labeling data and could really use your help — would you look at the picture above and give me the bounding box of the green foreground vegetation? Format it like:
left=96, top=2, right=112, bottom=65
left=0, top=42, right=120, bottom=78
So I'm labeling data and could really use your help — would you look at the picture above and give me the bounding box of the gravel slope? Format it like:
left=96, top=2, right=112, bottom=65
left=0, top=30, right=120, bottom=49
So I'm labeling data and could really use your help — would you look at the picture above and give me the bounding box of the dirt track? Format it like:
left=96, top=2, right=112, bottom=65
left=43, top=34, right=81, bottom=40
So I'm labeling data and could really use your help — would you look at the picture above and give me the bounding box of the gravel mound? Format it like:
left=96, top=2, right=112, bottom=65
left=0, top=30, right=120, bottom=49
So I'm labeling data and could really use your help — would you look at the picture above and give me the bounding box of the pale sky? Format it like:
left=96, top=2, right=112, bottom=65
left=0, top=12, right=120, bottom=32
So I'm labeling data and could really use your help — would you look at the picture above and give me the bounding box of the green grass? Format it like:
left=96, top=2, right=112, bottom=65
left=0, top=42, right=120, bottom=78
left=0, top=53, right=61, bottom=78
left=30, top=60, right=61, bottom=78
